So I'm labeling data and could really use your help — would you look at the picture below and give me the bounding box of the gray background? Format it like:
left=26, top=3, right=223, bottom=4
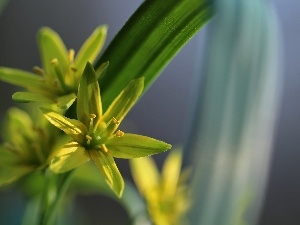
left=0, top=0, right=299, bottom=224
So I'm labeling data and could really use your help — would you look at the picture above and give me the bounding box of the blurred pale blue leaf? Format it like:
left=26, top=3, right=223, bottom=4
left=185, top=1, right=282, bottom=225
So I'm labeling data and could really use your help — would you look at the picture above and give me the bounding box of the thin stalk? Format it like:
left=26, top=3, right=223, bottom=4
left=38, top=169, right=74, bottom=225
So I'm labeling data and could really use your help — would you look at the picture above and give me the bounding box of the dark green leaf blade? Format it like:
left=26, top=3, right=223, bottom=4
left=95, top=0, right=213, bottom=110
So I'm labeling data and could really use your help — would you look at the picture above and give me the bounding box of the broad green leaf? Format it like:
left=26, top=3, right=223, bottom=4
left=50, top=143, right=90, bottom=173
left=77, top=62, right=102, bottom=127
left=101, top=78, right=144, bottom=126
left=107, top=133, right=171, bottom=159
left=0, top=67, right=47, bottom=92
left=95, top=0, right=213, bottom=110
left=40, top=107, right=87, bottom=143
left=74, top=26, right=107, bottom=78
left=89, top=149, right=124, bottom=197
left=37, top=27, right=69, bottom=82
left=56, top=93, right=77, bottom=109
left=161, top=150, right=182, bottom=198
left=130, top=157, right=159, bottom=196
left=12, top=92, right=54, bottom=103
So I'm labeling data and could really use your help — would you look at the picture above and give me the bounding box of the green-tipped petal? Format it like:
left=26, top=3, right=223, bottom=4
left=106, top=133, right=171, bottom=159
left=74, top=26, right=107, bottom=77
left=40, top=107, right=87, bottom=143
left=89, top=149, right=124, bottom=197
left=37, top=27, right=69, bottom=82
left=0, top=166, right=34, bottom=186
left=95, top=61, right=109, bottom=80
left=50, top=142, right=90, bottom=173
left=56, top=93, right=77, bottom=109
left=0, top=67, right=47, bottom=92
left=161, top=150, right=182, bottom=198
left=12, top=92, right=54, bottom=104
left=4, top=107, right=33, bottom=141
left=102, top=78, right=144, bottom=126
left=77, top=62, right=102, bottom=127
left=130, top=157, right=160, bottom=196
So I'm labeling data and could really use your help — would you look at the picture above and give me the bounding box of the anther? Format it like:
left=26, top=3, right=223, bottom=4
left=86, top=135, right=93, bottom=145
left=116, top=130, right=124, bottom=137
left=112, top=117, right=120, bottom=125
left=90, top=114, right=96, bottom=119
left=68, top=49, right=75, bottom=62
left=33, top=66, right=45, bottom=76
left=101, top=144, right=108, bottom=153
left=51, top=58, right=59, bottom=66
left=71, top=66, right=78, bottom=72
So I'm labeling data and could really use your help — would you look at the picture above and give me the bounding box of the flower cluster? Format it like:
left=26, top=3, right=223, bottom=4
left=0, top=27, right=172, bottom=197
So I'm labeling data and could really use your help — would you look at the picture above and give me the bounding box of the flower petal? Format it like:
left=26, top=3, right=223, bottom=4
left=102, top=78, right=144, bottom=126
left=161, top=150, right=182, bottom=198
left=95, top=61, right=109, bottom=80
left=74, top=26, right=107, bottom=78
left=50, top=142, right=90, bottom=173
left=12, top=92, right=55, bottom=104
left=40, top=107, right=87, bottom=143
left=130, top=156, right=159, bottom=196
left=77, top=62, right=102, bottom=127
left=89, top=149, right=124, bottom=197
left=106, top=133, right=171, bottom=158
left=37, top=27, right=69, bottom=82
left=0, top=67, right=47, bottom=92
left=0, top=166, right=34, bottom=187
left=56, top=93, right=77, bottom=109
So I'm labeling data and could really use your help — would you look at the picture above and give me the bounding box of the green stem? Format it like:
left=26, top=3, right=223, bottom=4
left=39, top=169, right=74, bottom=225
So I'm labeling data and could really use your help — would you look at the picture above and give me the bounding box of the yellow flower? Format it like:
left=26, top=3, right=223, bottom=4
left=0, top=26, right=107, bottom=109
left=41, top=62, right=171, bottom=197
left=130, top=150, right=190, bottom=225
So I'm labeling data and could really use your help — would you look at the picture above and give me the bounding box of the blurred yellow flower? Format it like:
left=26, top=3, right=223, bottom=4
left=130, top=150, right=191, bottom=225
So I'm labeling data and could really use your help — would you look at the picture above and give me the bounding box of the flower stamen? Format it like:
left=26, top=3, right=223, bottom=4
left=116, top=130, right=124, bottom=137
left=112, top=117, right=120, bottom=125
left=68, top=49, right=75, bottom=63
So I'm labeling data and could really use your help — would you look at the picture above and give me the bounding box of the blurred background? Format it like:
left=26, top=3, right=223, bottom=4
left=0, top=0, right=299, bottom=224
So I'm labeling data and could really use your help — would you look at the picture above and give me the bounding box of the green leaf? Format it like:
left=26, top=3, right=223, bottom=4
left=0, top=67, right=47, bottom=92
left=37, top=27, right=69, bottom=82
left=77, top=62, right=102, bottom=127
left=12, top=92, right=54, bottom=103
left=95, top=0, right=213, bottom=110
left=74, top=26, right=107, bottom=78
left=40, top=107, right=87, bottom=143
left=56, top=93, right=77, bottom=109
left=130, top=156, right=159, bottom=196
left=107, top=133, right=171, bottom=159
left=89, top=149, right=124, bottom=197
left=50, top=142, right=90, bottom=173
left=101, top=78, right=144, bottom=125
